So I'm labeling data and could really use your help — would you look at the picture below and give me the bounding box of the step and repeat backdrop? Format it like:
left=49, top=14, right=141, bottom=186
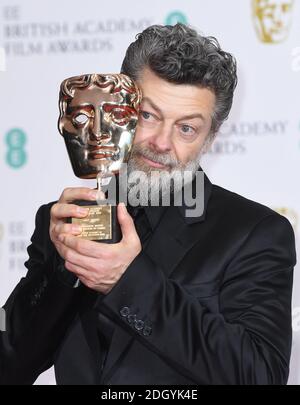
left=0, top=0, right=299, bottom=385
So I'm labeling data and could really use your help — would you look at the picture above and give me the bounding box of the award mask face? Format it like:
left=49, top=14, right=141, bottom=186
left=58, top=73, right=142, bottom=179
left=252, top=0, right=294, bottom=43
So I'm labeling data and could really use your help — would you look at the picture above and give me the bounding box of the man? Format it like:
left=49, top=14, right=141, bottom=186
left=0, top=23, right=296, bottom=385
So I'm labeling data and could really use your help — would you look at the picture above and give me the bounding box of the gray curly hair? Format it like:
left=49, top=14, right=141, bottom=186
left=121, top=23, right=237, bottom=136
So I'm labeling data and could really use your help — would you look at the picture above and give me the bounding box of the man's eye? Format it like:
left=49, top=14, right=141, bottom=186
left=73, top=113, right=89, bottom=125
left=180, top=124, right=195, bottom=135
left=140, top=111, right=152, bottom=120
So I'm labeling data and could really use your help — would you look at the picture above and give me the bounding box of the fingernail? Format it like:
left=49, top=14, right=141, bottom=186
left=119, top=202, right=127, bottom=212
left=96, top=191, right=106, bottom=201
left=77, top=207, right=89, bottom=215
left=58, top=234, right=64, bottom=242
left=89, top=190, right=98, bottom=200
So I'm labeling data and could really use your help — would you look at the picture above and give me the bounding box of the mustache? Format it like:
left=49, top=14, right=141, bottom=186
left=130, top=144, right=179, bottom=168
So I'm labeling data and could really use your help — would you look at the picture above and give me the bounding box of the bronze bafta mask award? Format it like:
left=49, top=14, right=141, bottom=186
left=58, top=73, right=142, bottom=243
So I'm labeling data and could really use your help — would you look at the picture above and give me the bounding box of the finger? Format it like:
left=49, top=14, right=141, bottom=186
left=64, top=260, right=92, bottom=279
left=65, top=260, right=111, bottom=294
left=59, top=187, right=98, bottom=204
left=59, top=234, right=111, bottom=258
left=51, top=203, right=89, bottom=221
left=59, top=239, right=102, bottom=270
left=77, top=274, right=113, bottom=294
left=52, top=223, right=82, bottom=239
left=77, top=275, right=93, bottom=289
left=117, top=203, right=139, bottom=243
left=95, top=189, right=106, bottom=203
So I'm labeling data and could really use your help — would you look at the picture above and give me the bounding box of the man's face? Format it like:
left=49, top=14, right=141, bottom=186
left=253, top=0, right=294, bottom=43
left=131, top=68, right=215, bottom=174
left=59, top=76, right=139, bottom=179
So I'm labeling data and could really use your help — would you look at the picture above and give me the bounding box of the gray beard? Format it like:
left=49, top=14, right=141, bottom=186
left=120, top=144, right=203, bottom=206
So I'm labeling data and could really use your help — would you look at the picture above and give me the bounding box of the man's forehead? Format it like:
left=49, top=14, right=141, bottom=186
left=70, top=85, right=123, bottom=107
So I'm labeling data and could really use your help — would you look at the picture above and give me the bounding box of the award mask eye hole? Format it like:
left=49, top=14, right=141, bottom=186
left=112, top=109, right=129, bottom=123
left=73, top=113, right=89, bottom=125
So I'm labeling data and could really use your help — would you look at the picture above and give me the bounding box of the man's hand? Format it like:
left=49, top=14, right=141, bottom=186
left=50, top=187, right=141, bottom=294
left=50, top=187, right=98, bottom=259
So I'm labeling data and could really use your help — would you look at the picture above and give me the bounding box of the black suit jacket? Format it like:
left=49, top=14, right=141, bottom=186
left=0, top=172, right=296, bottom=385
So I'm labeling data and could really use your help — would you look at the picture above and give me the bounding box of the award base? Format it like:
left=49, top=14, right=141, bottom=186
left=70, top=199, right=121, bottom=243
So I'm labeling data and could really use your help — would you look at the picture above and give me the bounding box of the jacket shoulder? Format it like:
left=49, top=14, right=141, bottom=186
left=210, top=184, right=293, bottom=232
left=209, top=184, right=296, bottom=272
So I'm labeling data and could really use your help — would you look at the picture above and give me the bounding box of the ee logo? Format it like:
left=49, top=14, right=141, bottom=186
left=165, top=11, right=188, bottom=26
left=5, top=128, right=27, bottom=169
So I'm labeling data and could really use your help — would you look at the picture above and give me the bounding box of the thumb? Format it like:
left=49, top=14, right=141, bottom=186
left=117, top=203, right=138, bottom=242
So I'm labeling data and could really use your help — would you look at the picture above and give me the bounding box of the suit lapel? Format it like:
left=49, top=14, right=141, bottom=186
left=145, top=171, right=212, bottom=278
left=84, top=170, right=213, bottom=384
left=100, top=172, right=212, bottom=382
left=100, top=210, right=198, bottom=383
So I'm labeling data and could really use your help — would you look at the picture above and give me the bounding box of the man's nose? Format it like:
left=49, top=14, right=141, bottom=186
left=149, top=123, right=173, bottom=153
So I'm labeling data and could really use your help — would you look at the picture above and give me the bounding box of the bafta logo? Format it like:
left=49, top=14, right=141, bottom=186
left=252, top=0, right=294, bottom=44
